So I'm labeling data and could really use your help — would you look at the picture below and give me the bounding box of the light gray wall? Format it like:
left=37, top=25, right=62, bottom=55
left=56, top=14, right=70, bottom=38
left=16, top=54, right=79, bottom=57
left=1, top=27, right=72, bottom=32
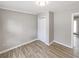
left=0, top=9, right=37, bottom=51
left=49, top=12, right=54, bottom=43
left=54, top=11, right=72, bottom=47
left=77, top=18, right=79, bottom=33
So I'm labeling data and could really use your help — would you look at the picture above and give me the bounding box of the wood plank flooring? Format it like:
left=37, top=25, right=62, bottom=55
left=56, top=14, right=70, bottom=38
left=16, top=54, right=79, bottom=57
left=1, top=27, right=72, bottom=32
left=0, top=40, right=76, bottom=58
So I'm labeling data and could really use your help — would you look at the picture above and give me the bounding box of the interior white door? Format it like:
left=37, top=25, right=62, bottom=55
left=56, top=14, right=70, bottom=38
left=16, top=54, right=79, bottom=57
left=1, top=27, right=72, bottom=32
left=38, top=17, right=47, bottom=43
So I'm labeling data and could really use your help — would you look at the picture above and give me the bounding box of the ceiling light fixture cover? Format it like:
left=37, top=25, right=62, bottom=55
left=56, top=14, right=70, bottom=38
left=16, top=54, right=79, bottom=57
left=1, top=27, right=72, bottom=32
left=36, top=0, right=49, bottom=7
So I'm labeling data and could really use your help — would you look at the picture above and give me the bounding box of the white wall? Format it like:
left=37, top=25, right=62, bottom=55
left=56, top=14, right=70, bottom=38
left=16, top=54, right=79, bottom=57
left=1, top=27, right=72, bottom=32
left=0, top=9, right=37, bottom=51
left=54, top=11, right=73, bottom=48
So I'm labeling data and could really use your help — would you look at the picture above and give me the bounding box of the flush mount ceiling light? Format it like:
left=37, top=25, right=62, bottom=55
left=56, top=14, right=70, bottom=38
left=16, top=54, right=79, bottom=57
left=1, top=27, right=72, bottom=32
left=35, top=0, right=49, bottom=7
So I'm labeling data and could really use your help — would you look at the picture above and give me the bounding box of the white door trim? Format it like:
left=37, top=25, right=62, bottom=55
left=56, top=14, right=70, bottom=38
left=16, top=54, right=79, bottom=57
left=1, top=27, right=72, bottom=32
left=71, top=12, right=79, bottom=48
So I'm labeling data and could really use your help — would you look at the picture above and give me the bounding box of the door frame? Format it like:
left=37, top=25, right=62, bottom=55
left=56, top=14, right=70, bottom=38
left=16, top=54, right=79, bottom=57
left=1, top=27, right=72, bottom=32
left=71, top=12, right=79, bottom=48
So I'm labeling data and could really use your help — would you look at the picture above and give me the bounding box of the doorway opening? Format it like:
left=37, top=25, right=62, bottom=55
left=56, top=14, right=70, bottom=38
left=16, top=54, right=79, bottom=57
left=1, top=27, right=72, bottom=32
left=72, top=13, right=79, bottom=57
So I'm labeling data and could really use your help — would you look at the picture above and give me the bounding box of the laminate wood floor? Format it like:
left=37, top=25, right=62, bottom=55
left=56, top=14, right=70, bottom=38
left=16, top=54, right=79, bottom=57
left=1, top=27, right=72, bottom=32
left=0, top=40, right=76, bottom=58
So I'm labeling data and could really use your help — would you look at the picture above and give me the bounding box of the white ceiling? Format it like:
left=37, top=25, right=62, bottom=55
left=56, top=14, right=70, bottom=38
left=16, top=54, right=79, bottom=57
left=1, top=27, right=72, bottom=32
left=0, top=1, right=79, bottom=15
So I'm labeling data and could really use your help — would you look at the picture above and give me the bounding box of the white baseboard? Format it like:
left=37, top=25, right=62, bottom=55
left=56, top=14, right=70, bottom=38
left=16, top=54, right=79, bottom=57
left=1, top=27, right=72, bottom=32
left=37, top=39, right=54, bottom=46
left=53, top=40, right=73, bottom=48
left=0, top=39, right=37, bottom=54
left=43, top=42, right=49, bottom=46
left=41, top=41, right=49, bottom=46
left=37, top=39, right=49, bottom=46
left=49, top=41, right=54, bottom=46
